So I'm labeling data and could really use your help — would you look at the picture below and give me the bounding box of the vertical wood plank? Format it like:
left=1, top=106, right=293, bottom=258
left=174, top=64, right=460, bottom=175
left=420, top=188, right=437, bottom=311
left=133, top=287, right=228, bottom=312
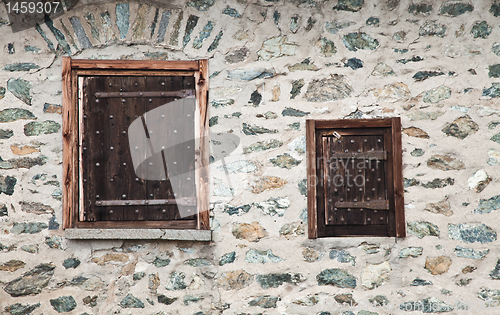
left=306, top=120, right=317, bottom=238
left=392, top=117, right=405, bottom=237
left=327, top=135, right=344, bottom=226
left=195, top=59, right=210, bottom=230
left=384, top=127, right=395, bottom=236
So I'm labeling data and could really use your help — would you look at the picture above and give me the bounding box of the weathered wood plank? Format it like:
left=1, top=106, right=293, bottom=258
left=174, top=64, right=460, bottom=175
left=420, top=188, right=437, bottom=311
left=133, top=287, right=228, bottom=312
left=71, top=59, right=199, bottom=71
left=306, top=120, right=317, bottom=238
left=392, top=117, right=405, bottom=237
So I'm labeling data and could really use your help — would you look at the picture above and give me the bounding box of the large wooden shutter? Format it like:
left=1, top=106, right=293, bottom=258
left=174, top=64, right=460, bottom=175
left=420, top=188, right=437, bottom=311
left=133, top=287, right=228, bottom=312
left=81, top=75, right=196, bottom=227
left=307, top=118, right=404, bottom=238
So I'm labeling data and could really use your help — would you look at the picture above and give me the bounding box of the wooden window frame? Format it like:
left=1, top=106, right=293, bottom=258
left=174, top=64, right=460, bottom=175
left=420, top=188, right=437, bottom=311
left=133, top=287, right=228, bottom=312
left=62, top=57, right=210, bottom=232
left=306, top=118, right=405, bottom=238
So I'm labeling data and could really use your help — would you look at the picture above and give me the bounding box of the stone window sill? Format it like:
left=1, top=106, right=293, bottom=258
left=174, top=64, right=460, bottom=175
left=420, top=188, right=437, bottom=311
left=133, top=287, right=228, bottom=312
left=65, top=228, right=211, bottom=241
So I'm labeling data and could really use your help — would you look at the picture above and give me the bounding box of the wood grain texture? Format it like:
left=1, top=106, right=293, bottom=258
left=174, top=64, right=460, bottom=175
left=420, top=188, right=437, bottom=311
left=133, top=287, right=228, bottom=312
left=75, top=70, right=194, bottom=77
left=62, top=56, right=75, bottom=229
left=71, top=59, right=199, bottom=71
left=306, top=120, right=318, bottom=238
left=76, top=220, right=197, bottom=229
left=315, top=119, right=392, bottom=129
left=392, top=117, right=405, bottom=237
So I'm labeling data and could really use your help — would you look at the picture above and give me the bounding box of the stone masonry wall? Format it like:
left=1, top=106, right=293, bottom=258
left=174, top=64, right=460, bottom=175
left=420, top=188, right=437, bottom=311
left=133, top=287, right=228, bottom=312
left=1, top=0, right=500, bottom=314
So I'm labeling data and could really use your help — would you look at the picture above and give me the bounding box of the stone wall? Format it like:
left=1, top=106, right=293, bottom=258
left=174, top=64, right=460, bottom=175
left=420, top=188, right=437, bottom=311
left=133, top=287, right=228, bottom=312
left=1, top=0, right=500, bottom=314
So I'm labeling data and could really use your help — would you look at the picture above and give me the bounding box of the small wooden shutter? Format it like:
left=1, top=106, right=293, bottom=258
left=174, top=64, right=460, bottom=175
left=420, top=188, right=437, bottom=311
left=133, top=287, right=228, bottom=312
left=308, top=118, right=404, bottom=238
left=81, top=75, right=196, bottom=227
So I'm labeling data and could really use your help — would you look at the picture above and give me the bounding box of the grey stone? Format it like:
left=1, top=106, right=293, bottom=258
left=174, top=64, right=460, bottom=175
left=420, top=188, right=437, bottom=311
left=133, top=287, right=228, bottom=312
left=212, top=99, right=234, bottom=108
left=329, top=250, right=356, bottom=266
left=249, top=90, right=262, bottom=106
left=419, top=20, right=447, bottom=37
left=7, top=79, right=32, bottom=105
left=222, top=6, right=241, bottom=17
left=334, top=0, right=364, bottom=11
left=256, top=273, right=305, bottom=289
left=193, top=21, right=213, bottom=49
left=448, top=223, right=497, bottom=243
left=491, top=260, right=500, bottom=279
left=208, top=30, right=223, bottom=52
left=0, top=108, right=35, bottom=123
left=169, top=11, right=183, bottom=46
left=257, top=36, right=297, bottom=61
left=44, top=16, right=71, bottom=55
left=183, top=15, right=199, bottom=48
left=0, top=203, right=7, bottom=217
left=225, top=47, right=249, bottom=64
left=493, top=43, right=500, bottom=56
left=0, top=156, right=48, bottom=170
left=483, top=83, right=500, bottom=98
left=45, top=236, right=63, bottom=249
left=325, top=21, right=355, bottom=34
left=36, top=24, right=55, bottom=52
left=19, top=201, right=54, bottom=214
left=410, top=148, right=424, bottom=157
left=270, top=153, right=301, bottom=169
left=298, top=179, right=307, bottom=196
left=407, top=221, right=439, bottom=238
left=82, top=295, right=98, bottom=307
left=218, top=160, right=257, bottom=173
left=439, top=2, right=473, bottom=16
left=372, top=63, right=395, bottom=77
left=152, top=257, right=170, bottom=267
left=393, top=30, right=407, bottom=42
left=227, top=68, right=273, bottom=80
left=366, top=17, right=379, bottom=26
left=157, top=295, right=177, bottom=305
left=4, top=63, right=39, bottom=72
left=474, top=195, right=500, bottom=214
left=427, top=155, right=465, bottom=171
left=306, top=16, right=316, bottom=30
left=120, top=294, right=144, bottom=308
left=290, top=15, right=299, bottom=33
left=24, top=121, right=60, bottom=136
left=116, top=3, right=130, bottom=39
left=62, top=258, right=80, bottom=269
left=421, top=178, right=454, bottom=189
left=400, top=297, right=453, bottom=312
left=273, top=10, right=280, bottom=28
left=488, top=121, right=500, bottom=129
left=1, top=175, right=17, bottom=195
left=183, top=295, right=203, bottom=305
left=21, top=245, right=38, bottom=254
left=166, top=272, right=186, bottom=290
left=43, top=103, right=62, bottom=114
left=411, top=278, right=433, bottom=286
left=245, top=249, right=283, bottom=263
left=52, top=189, right=62, bottom=201
left=472, top=21, right=491, bottom=39
left=249, top=295, right=279, bottom=308
left=455, top=246, right=489, bottom=259
left=217, top=270, right=253, bottom=290
left=66, top=228, right=211, bottom=240
left=282, top=107, right=309, bottom=117
left=478, top=288, right=500, bottom=307
left=4, top=263, right=55, bottom=297
left=187, top=0, right=214, bottom=11
left=305, top=75, right=353, bottom=102
left=184, top=258, right=211, bottom=267
left=370, top=295, right=389, bottom=306
left=315, top=38, right=337, bottom=57
left=490, top=65, right=500, bottom=79
left=50, top=296, right=77, bottom=313
left=242, top=123, right=277, bottom=135
left=0, top=86, right=5, bottom=100
left=223, top=204, right=251, bottom=215
left=279, top=222, right=304, bottom=238
left=399, top=247, right=423, bottom=258
left=11, top=222, right=48, bottom=234
left=209, top=116, right=218, bottom=127
left=422, top=86, right=451, bottom=103
left=84, top=13, right=99, bottom=40
left=442, top=115, right=478, bottom=139
left=409, top=3, right=432, bottom=15
left=256, top=111, right=278, bottom=119
left=4, top=302, right=41, bottom=315
left=491, top=2, right=500, bottom=16
left=219, top=251, right=236, bottom=266
left=156, top=10, right=171, bottom=43
left=317, top=269, right=356, bottom=288
left=288, top=58, right=319, bottom=71
left=345, top=57, right=363, bottom=70
left=358, top=242, right=380, bottom=254
left=289, top=122, right=300, bottom=130
left=343, top=32, right=379, bottom=51
left=413, top=70, right=444, bottom=81
left=290, top=80, right=305, bottom=99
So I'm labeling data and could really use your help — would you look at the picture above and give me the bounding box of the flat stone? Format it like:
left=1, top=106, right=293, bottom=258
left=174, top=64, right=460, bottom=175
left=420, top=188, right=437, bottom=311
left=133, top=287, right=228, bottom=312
left=413, top=70, right=445, bottom=81
left=24, top=121, right=60, bottom=136
left=315, top=37, right=337, bottom=57
left=0, top=86, right=5, bottom=100
left=0, top=156, right=48, bottom=170
left=193, top=21, right=213, bottom=49
left=371, top=63, right=395, bottom=77
left=218, top=160, right=257, bottom=173
left=425, top=256, right=452, bottom=275
left=475, top=195, right=500, bottom=214
left=490, top=260, right=500, bottom=279
left=165, top=272, right=186, bottom=290
left=334, top=293, right=357, bottom=306
left=298, top=179, right=307, bottom=196
left=219, top=251, right=236, bottom=266
left=0, top=129, right=15, bottom=139
left=439, top=2, right=473, bottom=16
left=35, top=24, right=55, bottom=52
left=317, top=269, right=356, bottom=288
left=335, top=0, right=364, bottom=11
left=182, top=15, right=199, bottom=48
left=0, top=203, right=7, bottom=216
left=468, top=170, right=491, bottom=193
left=408, top=111, right=444, bottom=120
left=256, top=273, right=305, bottom=289
left=0, top=260, right=26, bottom=272
left=393, top=30, right=407, bottom=42
left=248, top=90, right=262, bottom=106
left=187, top=0, right=214, bottom=11
left=325, top=21, right=355, bottom=34
left=212, top=99, right=234, bottom=108
left=366, top=16, right=379, bottom=26
left=225, top=47, right=249, bottom=64
left=69, top=17, right=92, bottom=50
left=7, top=79, right=32, bottom=105
left=19, top=201, right=54, bottom=214
left=131, top=5, right=148, bottom=40
left=50, top=296, right=77, bottom=313
left=208, top=30, right=223, bottom=52
left=344, top=57, right=363, bottom=70
left=222, top=6, right=241, bottom=17
left=217, top=270, right=253, bottom=290
left=372, top=82, right=410, bottom=102
left=116, top=3, right=130, bottom=39
left=245, top=249, right=283, bottom=263
left=470, top=21, right=491, bottom=39
left=397, top=56, right=424, bottom=64
left=329, top=249, right=356, bottom=266
left=400, top=297, right=454, bottom=312
left=256, top=111, right=278, bottom=119
left=152, top=257, right=170, bottom=267
left=257, top=36, right=297, bottom=61
left=183, top=295, right=203, bottom=305
left=290, top=14, right=299, bottom=33
left=343, top=32, right=379, bottom=51
left=92, top=253, right=128, bottom=265
left=62, top=258, right=80, bottom=269
left=169, top=11, right=183, bottom=46
left=421, top=177, right=454, bottom=188
left=84, top=12, right=99, bottom=40
left=11, top=145, right=39, bottom=155
left=4, top=302, right=41, bottom=315
left=422, top=86, right=451, bottom=103
left=290, top=80, right=305, bottom=99
left=184, top=258, right=211, bottom=267
left=419, top=20, right=447, bottom=37
left=427, top=155, right=465, bottom=171
left=209, top=116, right=218, bottom=127
left=407, top=221, right=439, bottom=238
left=45, top=236, right=62, bottom=249
left=409, top=3, right=432, bottom=15
left=293, top=294, right=319, bottom=306
left=248, top=295, right=279, bottom=308
left=0, top=175, right=17, bottom=195
left=223, top=204, right=251, bottom=216
left=424, top=198, right=453, bottom=216
left=4, top=263, right=55, bottom=297
left=44, top=16, right=71, bottom=54
left=402, top=127, right=429, bottom=138
left=303, top=247, right=320, bottom=262
left=288, top=122, right=300, bottom=130
left=273, top=10, right=280, bottom=27
left=11, top=222, right=48, bottom=234
left=233, top=30, right=249, bottom=41
left=232, top=222, right=268, bottom=242
left=462, top=266, right=476, bottom=274
left=483, top=83, right=500, bottom=98
left=269, top=153, right=301, bottom=169
left=488, top=149, right=500, bottom=165
left=156, top=10, right=171, bottom=43
left=411, top=278, right=432, bottom=286
left=282, top=107, right=309, bottom=117
left=120, top=294, right=144, bottom=308
left=157, top=295, right=177, bottom=305
left=448, top=223, right=497, bottom=243
left=361, top=261, right=391, bottom=289
left=478, top=288, right=500, bottom=307
left=491, top=132, right=500, bottom=145
left=227, top=68, right=274, bottom=80
left=288, top=58, right=319, bottom=71
left=455, top=246, right=489, bottom=260
left=359, top=242, right=380, bottom=254
left=399, top=247, right=423, bottom=258
left=252, top=176, right=287, bottom=194
left=370, top=295, right=389, bottom=306
left=306, top=75, right=353, bottom=102
left=441, top=115, right=478, bottom=139
left=4, top=63, right=39, bottom=72
left=21, top=245, right=38, bottom=254
left=279, top=221, right=304, bottom=238
left=242, top=123, right=277, bottom=135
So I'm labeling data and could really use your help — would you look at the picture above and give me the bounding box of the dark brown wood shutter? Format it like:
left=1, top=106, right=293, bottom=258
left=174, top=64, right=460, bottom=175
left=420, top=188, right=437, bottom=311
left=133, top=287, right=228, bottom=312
left=81, top=75, right=196, bottom=227
left=307, top=118, right=405, bottom=238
